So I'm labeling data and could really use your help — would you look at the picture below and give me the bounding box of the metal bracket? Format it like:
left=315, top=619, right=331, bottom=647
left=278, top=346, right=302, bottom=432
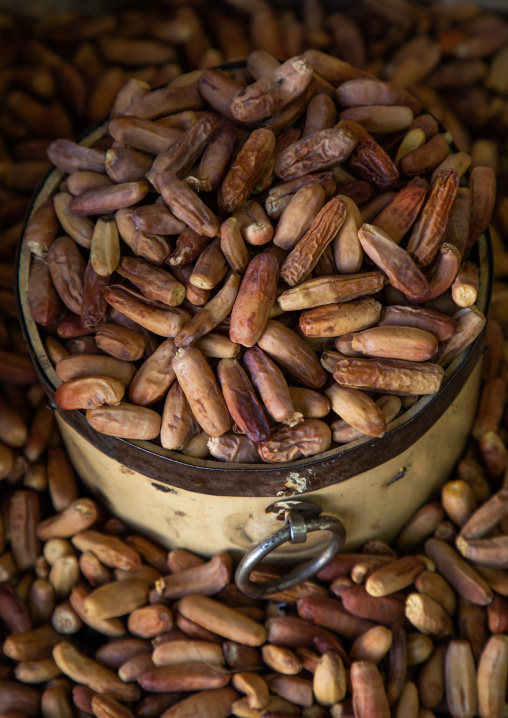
left=235, top=500, right=346, bottom=599
left=265, top=499, right=323, bottom=521
left=265, top=500, right=323, bottom=544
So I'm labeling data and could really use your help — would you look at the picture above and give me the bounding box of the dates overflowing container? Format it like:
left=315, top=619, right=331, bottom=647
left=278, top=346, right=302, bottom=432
left=18, top=51, right=492, bottom=557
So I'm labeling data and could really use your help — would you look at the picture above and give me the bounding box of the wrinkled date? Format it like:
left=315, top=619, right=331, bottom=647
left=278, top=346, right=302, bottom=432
left=231, top=56, right=314, bottom=123
left=30, top=49, right=490, bottom=464
left=274, top=127, right=358, bottom=181
left=280, top=196, right=347, bottom=286
left=47, top=235, right=87, bottom=316
left=219, top=128, right=276, bottom=213
left=258, top=419, right=332, bottom=462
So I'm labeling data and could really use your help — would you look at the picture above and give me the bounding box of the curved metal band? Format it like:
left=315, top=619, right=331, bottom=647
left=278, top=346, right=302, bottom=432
left=235, top=515, right=346, bottom=599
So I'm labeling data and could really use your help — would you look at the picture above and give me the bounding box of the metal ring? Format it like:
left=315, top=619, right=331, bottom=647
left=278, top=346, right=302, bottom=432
left=235, top=515, right=346, bottom=599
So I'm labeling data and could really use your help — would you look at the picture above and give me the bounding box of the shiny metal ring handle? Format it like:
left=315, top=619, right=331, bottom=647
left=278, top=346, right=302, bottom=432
left=235, top=512, right=346, bottom=599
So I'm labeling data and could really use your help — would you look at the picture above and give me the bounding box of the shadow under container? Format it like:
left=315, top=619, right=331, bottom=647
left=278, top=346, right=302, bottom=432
left=17, top=117, right=492, bottom=564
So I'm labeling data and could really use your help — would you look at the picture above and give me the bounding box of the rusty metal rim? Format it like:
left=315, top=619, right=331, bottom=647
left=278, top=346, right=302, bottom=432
left=15, top=62, right=493, bottom=497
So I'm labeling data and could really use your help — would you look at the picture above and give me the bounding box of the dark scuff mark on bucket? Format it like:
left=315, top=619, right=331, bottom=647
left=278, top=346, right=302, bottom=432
left=385, top=467, right=407, bottom=487
left=120, top=465, right=135, bottom=475
left=151, top=482, right=176, bottom=494
left=224, top=512, right=259, bottom=549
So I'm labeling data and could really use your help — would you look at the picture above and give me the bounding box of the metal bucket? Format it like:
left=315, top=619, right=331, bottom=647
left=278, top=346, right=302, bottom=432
left=16, top=109, right=492, bottom=569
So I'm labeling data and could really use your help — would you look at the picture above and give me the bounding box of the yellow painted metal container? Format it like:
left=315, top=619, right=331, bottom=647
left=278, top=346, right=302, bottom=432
left=17, top=116, right=491, bottom=563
